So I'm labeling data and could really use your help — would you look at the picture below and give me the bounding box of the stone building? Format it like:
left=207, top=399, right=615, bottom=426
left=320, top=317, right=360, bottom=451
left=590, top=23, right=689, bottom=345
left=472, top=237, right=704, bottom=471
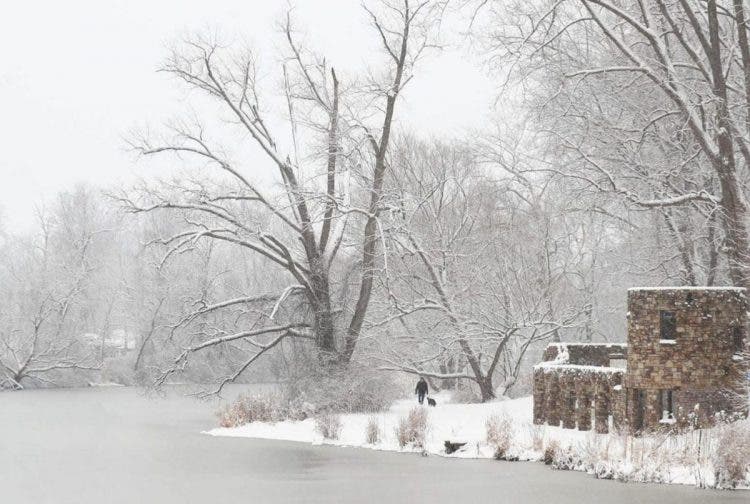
left=533, top=287, right=748, bottom=433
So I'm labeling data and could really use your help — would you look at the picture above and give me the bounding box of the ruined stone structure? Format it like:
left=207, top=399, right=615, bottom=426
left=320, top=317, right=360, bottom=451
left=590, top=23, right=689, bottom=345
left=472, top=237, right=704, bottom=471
left=533, top=343, right=627, bottom=433
left=533, top=287, right=748, bottom=433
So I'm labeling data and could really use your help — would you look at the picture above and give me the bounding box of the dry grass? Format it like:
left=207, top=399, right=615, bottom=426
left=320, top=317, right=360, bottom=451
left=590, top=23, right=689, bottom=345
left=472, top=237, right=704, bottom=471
left=486, top=413, right=514, bottom=459
left=314, top=413, right=342, bottom=440
left=543, top=438, right=560, bottom=465
left=713, top=420, right=750, bottom=488
left=534, top=419, right=750, bottom=488
left=216, top=393, right=315, bottom=428
left=216, top=394, right=280, bottom=428
left=396, top=407, right=429, bottom=448
left=365, top=416, right=381, bottom=445
left=528, top=423, right=545, bottom=452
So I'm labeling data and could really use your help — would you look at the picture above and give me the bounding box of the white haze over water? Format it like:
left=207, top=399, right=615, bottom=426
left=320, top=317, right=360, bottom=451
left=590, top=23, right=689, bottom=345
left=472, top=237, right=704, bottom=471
left=0, top=0, right=494, bottom=232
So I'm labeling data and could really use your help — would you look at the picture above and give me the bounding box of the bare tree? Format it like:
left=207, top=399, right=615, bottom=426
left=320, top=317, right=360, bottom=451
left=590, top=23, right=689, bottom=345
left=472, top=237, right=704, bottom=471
left=0, top=211, right=99, bottom=389
left=373, top=137, right=584, bottom=401
left=120, top=1, right=442, bottom=392
left=476, top=0, right=750, bottom=289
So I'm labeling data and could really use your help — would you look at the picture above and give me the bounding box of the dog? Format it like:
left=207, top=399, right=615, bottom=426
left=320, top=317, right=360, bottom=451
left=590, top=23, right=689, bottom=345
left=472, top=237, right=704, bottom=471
left=427, top=397, right=437, bottom=407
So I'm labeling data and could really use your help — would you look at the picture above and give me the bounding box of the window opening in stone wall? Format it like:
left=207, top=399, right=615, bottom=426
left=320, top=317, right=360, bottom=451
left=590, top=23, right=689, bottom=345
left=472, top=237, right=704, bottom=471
left=732, top=326, right=745, bottom=353
left=608, top=357, right=626, bottom=368
left=568, top=391, right=576, bottom=411
left=660, top=311, right=676, bottom=341
left=633, top=389, right=645, bottom=431
left=659, top=389, right=674, bottom=422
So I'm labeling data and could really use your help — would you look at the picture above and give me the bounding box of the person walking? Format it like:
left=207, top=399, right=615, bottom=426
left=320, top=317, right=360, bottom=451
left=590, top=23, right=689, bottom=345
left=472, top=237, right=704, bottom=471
left=415, top=377, right=428, bottom=405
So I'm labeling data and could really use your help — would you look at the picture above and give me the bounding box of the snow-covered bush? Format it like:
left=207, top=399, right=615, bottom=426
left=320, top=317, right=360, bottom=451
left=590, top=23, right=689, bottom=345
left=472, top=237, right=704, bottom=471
left=315, top=413, right=342, bottom=440
left=451, top=382, right=482, bottom=404
left=396, top=407, right=429, bottom=448
left=216, top=393, right=311, bottom=427
left=578, top=433, right=613, bottom=470
left=551, top=445, right=585, bottom=471
left=543, top=438, right=560, bottom=465
left=217, top=394, right=278, bottom=427
left=216, top=368, right=400, bottom=427
left=713, top=420, right=750, bottom=488
left=528, top=423, right=545, bottom=452
left=284, top=365, right=401, bottom=414
left=217, top=404, right=242, bottom=428
left=284, top=396, right=318, bottom=421
left=593, top=460, right=616, bottom=480
left=365, top=416, right=381, bottom=445
left=486, top=414, right=514, bottom=459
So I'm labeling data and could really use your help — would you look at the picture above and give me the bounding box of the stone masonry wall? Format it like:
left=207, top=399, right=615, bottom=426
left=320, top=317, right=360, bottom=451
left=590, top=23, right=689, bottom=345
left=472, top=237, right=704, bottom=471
left=533, top=343, right=627, bottom=433
left=625, top=287, right=748, bottom=429
left=542, top=342, right=627, bottom=367
left=533, top=287, right=748, bottom=434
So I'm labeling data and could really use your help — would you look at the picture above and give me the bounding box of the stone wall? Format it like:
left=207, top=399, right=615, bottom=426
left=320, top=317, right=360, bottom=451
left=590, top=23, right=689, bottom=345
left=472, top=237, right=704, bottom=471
left=533, top=287, right=748, bottom=434
left=533, top=342, right=627, bottom=433
left=542, top=342, right=627, bottom=367
left=625, top=287, right=748, bottom=429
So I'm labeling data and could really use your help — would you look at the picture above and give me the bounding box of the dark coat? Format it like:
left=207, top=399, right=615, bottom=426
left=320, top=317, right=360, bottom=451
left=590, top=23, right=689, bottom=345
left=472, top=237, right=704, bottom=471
left=415, top=378, right=428, bottom=395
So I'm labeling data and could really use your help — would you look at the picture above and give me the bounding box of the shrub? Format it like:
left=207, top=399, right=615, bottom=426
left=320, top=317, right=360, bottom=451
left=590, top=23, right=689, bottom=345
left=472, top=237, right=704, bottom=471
left=551, top=445, right=585, bottom=471
left=593, top=460, right=616, bottom=480
left=283, top=365, right=401, bottom=415
left=486, top=414, right=514, bottom=459
left=315, top=413, right=343, bottom=440
left=216, top=367, right=400, bottom=428
left=217, top=405, right=235, bottom=428
left=713, top=420, right=750, bottom=488
left=579, top=433, right=611, bottom=469
left=396, top=407, right=429, bottom=448
left=284, top=395, right=318, bottom=421
left=543, top=438, right=560, bottom=465
left=365, top=416, right=381, bottom=445
left=451, top=383, right=482, bottom=404
left=217, top=394, right=278, bottom=427
left=216, top=393, right=311, bottom=428
left=529, top=424, right=545, bottom=452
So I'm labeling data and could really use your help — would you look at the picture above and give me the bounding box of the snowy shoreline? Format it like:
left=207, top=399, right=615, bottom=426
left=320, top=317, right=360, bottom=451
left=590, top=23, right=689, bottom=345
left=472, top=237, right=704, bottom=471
left=206, top=393, right=528, bottom=459
left=204, top=393, right=749, bottom=490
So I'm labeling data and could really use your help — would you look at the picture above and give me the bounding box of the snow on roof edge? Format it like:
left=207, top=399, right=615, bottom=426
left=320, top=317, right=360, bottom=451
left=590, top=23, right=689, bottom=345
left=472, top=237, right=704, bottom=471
left=534, top=362, right=625, bottom=374
left=628, top=286, right=745, bottom=292
left=547, top=342, right=627, bottom=347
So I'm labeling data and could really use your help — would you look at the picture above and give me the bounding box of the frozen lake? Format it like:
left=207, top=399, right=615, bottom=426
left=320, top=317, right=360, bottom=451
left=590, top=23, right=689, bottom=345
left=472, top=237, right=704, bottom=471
left=0, top=387, right=746, bottom=503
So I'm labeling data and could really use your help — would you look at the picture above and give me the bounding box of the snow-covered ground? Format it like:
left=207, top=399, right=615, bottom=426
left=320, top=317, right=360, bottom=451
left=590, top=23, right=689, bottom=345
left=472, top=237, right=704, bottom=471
left=207, top=392, right=536, bottom=458
left=205, top=393, right=749, bottom=489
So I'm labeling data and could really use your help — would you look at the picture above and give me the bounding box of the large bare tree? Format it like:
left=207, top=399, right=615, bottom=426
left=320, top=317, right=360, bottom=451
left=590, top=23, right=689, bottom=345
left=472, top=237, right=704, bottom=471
left=373, top=138, right=584, bottom=401
left=0, top=207, right=100, bottom=389
left=476, top=0, right=750, bottom=288
left=121, top=1, right=442, bottom=390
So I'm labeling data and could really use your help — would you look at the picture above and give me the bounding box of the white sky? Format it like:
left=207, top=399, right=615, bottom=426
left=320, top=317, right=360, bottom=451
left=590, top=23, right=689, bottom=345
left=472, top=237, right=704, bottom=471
left=0, top=0, right=495, bottom=232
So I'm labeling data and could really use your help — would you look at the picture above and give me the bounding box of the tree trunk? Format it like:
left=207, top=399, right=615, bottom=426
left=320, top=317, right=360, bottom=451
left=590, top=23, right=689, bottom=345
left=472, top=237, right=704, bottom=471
left=308, top=259, right=337, bottom=357
left=662, top=210, right=697, bottom=285
left=706, top=215, right=719, bottom=285
left=707, top=0, right=750, bottom=289
left=733, top=0, right=750, bottom=131
left=343, top=11, right=412, bottom=363
left=583, top=303, right=594, bottom=342
left=477, top=375, right=495, bottom=402
left=10, top=373, right=24, bottom=390
left=717, top=179, right=749, bottom=288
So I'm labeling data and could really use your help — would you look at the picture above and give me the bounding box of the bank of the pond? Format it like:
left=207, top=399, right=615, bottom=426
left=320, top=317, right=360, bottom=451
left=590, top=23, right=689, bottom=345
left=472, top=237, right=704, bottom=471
left=2, top=386, right=748, bottom=503
left=206, top=393, right=750, bottom=489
